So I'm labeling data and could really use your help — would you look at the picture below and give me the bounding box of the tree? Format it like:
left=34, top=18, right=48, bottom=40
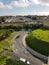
left=0, top=18, right=2, bottom=23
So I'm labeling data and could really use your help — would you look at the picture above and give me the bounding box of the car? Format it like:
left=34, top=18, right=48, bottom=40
left=16, top=35, right=20, bottom=38
left=19, top=58, right=26, bottom=63
left=19, top=58, right=30, bottom=64
left=26, top=61, right=30, bottom=64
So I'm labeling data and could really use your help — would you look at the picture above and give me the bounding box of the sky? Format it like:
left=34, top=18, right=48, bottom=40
left=0, top=0, right=49, bottom=16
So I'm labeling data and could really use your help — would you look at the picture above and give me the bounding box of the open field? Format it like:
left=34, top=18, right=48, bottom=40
left=26, top=29, right=49, bottom=56
left=0, top=31, right=18, bottom=51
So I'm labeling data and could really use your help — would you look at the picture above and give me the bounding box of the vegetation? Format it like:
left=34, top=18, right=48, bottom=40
left=0, top=29, right=13, bottom=41
left=0, top=29, right=28, bottom=65
left=0, top=30, right=18, bottom=51
left=0, top=53, right=29, bottom=65
left=26, top=29, right=49, bottom=56
left=0, top=17, right=5, bottom=23
left=0, top=23, right=43, bottom=31
left=0, top=25, right=23, bottom=31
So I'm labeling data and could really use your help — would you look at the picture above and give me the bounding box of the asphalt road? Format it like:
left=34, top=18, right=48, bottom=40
left=12, top=31, right=43, bottom=65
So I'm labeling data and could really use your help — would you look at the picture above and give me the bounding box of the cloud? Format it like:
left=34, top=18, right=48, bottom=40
left=38, top=0, right=49, bottom=6
left=0, top=2, right=5, bottom=9
left=34, top=11, right=49, bottom=15
left=20, top=11, right=49, bottom=15
left=40, top=0, right=49, bottom=3
left=10, top=0, right=30, bottom=7
left=0, top=0, right=30, bottom=9
left=6, top=5, right=12, bottom=9
left=0, top=0, right=49, bottom=9
left=30, top=0, right=40, bottom=4
left=0, top=1, right=12, bottom=9
left=31, top=0, right=49, bottom=6
left=7, top=0, right=49, bottom=8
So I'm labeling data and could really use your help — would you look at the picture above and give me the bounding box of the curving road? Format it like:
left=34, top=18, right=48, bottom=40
left=12, top=31, right=43, bottom=65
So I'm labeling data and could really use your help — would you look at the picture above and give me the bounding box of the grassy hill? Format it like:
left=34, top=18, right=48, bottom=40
left=26, top=29, right=49, bottom=56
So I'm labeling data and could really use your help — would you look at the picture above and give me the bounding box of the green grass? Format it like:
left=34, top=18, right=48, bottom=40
left=26, top=29, right=49, bottom=56
left=0, top=32, right=18, bottom=51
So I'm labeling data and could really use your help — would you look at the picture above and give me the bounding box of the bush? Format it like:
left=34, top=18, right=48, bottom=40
left=0, top=29, right=13, bottom=41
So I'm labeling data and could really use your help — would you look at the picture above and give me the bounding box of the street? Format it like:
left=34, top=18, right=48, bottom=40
left=12, top=31, right=43, bottom=65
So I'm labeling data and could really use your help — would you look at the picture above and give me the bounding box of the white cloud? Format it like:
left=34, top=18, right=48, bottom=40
left=0, top=2, right=5, bottom=9
left=0, top=2, right=12, bottom=9
left=0, top=0, right=30, bottom=9
left=30, top=0, right=40, bottom=4
left=39, top=0, right=49, bottom=3
left=14, top=11, right=49, bottom=16
left=38, top=0, right=49, bottom=6
left=10, top=0, right=49, bottom=7
left=0, top=0, right=49, bottom=9
left=29, top=0, right=49, bottom=6
left=11, top=0, right=30, bottom=7
left=6, top=5, right=12, bottom=9
left=35, top=11, right=49, bottom=15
